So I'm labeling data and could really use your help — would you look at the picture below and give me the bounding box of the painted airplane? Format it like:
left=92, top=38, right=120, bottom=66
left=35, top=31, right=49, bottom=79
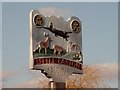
left=43, top=22, right=72, bottom=41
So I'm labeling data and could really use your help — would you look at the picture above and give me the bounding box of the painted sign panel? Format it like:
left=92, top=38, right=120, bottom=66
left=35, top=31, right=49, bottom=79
left=29, top=10, right=83, bottom=82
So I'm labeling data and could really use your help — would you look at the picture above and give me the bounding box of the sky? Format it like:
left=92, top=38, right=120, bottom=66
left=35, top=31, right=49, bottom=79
left=1, top=2, right=118, bottom=88
left=1, top=0, right=120, bottom=2
left=0, top=1, right=2, bottom=89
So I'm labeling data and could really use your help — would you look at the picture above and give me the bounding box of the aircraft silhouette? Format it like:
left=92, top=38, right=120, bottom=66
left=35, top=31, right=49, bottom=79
left=43, top=22, right=72, bottom=41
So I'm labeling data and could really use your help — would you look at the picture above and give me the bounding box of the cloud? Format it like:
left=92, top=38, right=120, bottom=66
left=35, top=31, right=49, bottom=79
left=15, top=78, right=49, bottom=88
left=0, top=63, right=118, bottom=88
left=1, top=71, right=19, bottom=88
left=0, top=78, right=1, bottom=90
left=14, top=70, right=49, bottom=88
left=0, top=70, right=17, bottom=88
left=0, top=71, right=15, bottom=79
left=39, top=7, right=71, bottom=17
left=0, top=71, right=3, bottom=89
left=1, top=69, right=49, bottom=88
left=14, top=63, right=118, bottom=88
left=94, top=63, right=118, bottom=81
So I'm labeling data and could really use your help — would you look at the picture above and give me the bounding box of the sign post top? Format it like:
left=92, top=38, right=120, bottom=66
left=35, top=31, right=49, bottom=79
left=29, top=9, right=83, bottom=82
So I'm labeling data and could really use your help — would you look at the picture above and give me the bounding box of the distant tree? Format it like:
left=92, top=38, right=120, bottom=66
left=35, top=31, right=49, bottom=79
left=66, top=65, right=109, bottom=88
left=35, top=65, right=109, bottom=88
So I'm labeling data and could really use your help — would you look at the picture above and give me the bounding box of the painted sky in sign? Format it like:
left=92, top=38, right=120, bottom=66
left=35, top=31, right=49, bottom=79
left=2, top=2, right=118, bottom=88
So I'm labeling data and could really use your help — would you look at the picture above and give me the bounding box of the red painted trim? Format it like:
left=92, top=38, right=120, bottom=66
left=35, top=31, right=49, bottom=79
left=34, top=58, right=82, bottom=70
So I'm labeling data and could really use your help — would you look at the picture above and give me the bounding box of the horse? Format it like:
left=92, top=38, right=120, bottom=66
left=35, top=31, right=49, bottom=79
left=68, top=41, right=80, bottom=53
left=53, top=45, right=65, bottom=56
left=38, top=36, right=52, bottom=55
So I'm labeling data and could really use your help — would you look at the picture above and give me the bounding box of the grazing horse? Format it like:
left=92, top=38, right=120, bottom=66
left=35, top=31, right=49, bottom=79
left=38, top=36, right=52, bottom=55
left=53, top=45, right=64, bottom=56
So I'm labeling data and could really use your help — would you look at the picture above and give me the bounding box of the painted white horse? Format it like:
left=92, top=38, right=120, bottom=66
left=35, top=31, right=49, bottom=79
left=68, top=41, right=80, bottom=53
